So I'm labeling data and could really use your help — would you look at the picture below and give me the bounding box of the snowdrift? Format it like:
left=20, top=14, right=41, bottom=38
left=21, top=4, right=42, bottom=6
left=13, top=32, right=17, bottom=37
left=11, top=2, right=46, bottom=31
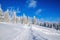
left=0, top=22, right=60, bottom=40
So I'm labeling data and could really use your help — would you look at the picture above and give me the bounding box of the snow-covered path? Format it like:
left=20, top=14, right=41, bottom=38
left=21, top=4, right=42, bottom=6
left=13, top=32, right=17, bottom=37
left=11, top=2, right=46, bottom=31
left=0, top=23, right=60, bottom=40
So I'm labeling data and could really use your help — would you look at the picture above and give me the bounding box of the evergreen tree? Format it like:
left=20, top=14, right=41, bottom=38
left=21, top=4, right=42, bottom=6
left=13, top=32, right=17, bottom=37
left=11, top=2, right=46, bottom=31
left=27, top=16, right=32, bottom=24
left=22, top=13, right=27, bottom=24
left=32, top=16, right=37, bottom=24
left=4, top=9, right=10, bottom=22
left=12, top=11, right=16, bottom=23
left=0, top=4, right=4, bottom=22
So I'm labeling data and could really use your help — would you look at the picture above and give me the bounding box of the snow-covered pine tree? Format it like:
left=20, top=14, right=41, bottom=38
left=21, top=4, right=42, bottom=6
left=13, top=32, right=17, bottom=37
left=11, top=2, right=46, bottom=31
left=36, top=19, right=40, bottom=25
left=32, top=16, right=37, bottom=24
left=12, top=11, right=16, bottom=23
left=20, top=16, right=23, bottom=24
left=0, top=4, right=4, bottom=22
left=4, top=9, right=10, bottom=22
left=22, top=13, right=27, bottom=24
left=27, top=16, right=32, bottom=24
left=16, top=16, right=20, bottom=23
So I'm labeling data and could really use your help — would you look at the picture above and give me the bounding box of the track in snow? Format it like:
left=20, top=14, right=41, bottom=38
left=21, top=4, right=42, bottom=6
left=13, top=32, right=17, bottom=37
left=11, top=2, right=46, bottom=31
left=0, top=23, right=60, bottom=40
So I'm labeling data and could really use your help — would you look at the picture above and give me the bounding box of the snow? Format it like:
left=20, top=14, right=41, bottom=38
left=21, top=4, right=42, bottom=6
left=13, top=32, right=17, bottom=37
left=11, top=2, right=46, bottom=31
left=0, top=22, right=60, bottom=40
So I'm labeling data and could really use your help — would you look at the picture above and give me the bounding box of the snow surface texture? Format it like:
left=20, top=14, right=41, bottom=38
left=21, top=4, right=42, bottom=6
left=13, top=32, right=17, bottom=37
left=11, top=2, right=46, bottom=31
left=0, top=22, right=60, bottom=40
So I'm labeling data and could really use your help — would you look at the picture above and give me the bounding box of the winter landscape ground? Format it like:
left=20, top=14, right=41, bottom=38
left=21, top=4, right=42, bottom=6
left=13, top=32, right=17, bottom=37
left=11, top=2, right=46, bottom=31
left=0, top=22, right=60, bottom=40
left=0, top=0, right=60, bottom=40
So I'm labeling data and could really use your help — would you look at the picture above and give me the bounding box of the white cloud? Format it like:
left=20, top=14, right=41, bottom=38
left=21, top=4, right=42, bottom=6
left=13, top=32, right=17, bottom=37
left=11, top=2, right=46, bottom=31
left=26, top=0, right=37, bottom=8
left=35, top=9, right=42, bottom=15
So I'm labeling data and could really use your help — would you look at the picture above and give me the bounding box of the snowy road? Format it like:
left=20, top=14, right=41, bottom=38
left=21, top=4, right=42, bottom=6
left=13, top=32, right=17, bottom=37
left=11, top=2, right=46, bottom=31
left=0, top=23, right=60, bottom=40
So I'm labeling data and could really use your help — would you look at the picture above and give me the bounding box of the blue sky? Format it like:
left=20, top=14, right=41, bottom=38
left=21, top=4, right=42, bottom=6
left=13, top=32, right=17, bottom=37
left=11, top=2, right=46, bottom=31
left=0, top=0, right=60, bottom=22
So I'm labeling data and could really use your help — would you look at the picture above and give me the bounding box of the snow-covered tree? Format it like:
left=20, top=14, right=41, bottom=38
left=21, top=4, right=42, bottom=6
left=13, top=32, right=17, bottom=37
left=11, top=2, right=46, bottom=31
left=16, top=16, right=21, bottom=23
left=20, top=16, right=23, bottom=24
left=36, top=19, right=40, bottom=25
left=27, top=16, right=32, bottom=24
left=0, top=4, right=4, bottom=22
left=0, top=4, right=2, bottom=15
left=4, top=9, right=10, bottom=22
left=32, top=16, right=37, bottom=24
left=12, top=11, right=16, bottom=23
left=22, top=13, right=28, bottom=24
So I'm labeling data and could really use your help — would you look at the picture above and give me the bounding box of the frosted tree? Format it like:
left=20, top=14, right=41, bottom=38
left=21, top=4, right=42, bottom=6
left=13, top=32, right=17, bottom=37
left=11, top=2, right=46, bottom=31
left=32, top=16, right=37, bottom=24
left=20, top=16, right=23, bottom=24
left=27, top=16, right=32, bottom=24
left=19, top=16, right=23, bottom=24
left=22, top=13, right=27, bottom=24
left=36, top=19, right=40, bottom=25
left=16, top=16, right=21, bottom=23
left=0, top=4, right=2, bottom=15
left=12, top=11, right=16, bottom=23
left=4, top=9, right=10, bottom=22
left=0, top=4, right=4, bottom=22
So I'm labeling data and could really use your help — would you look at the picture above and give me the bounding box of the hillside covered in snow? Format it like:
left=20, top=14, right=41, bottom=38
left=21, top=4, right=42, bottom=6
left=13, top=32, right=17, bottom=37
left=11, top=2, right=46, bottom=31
left=0, top=22, right=60, bottom=40
left=0, top=4, right=60, bottom=30
left=0, top=4, right=60, bottom=40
